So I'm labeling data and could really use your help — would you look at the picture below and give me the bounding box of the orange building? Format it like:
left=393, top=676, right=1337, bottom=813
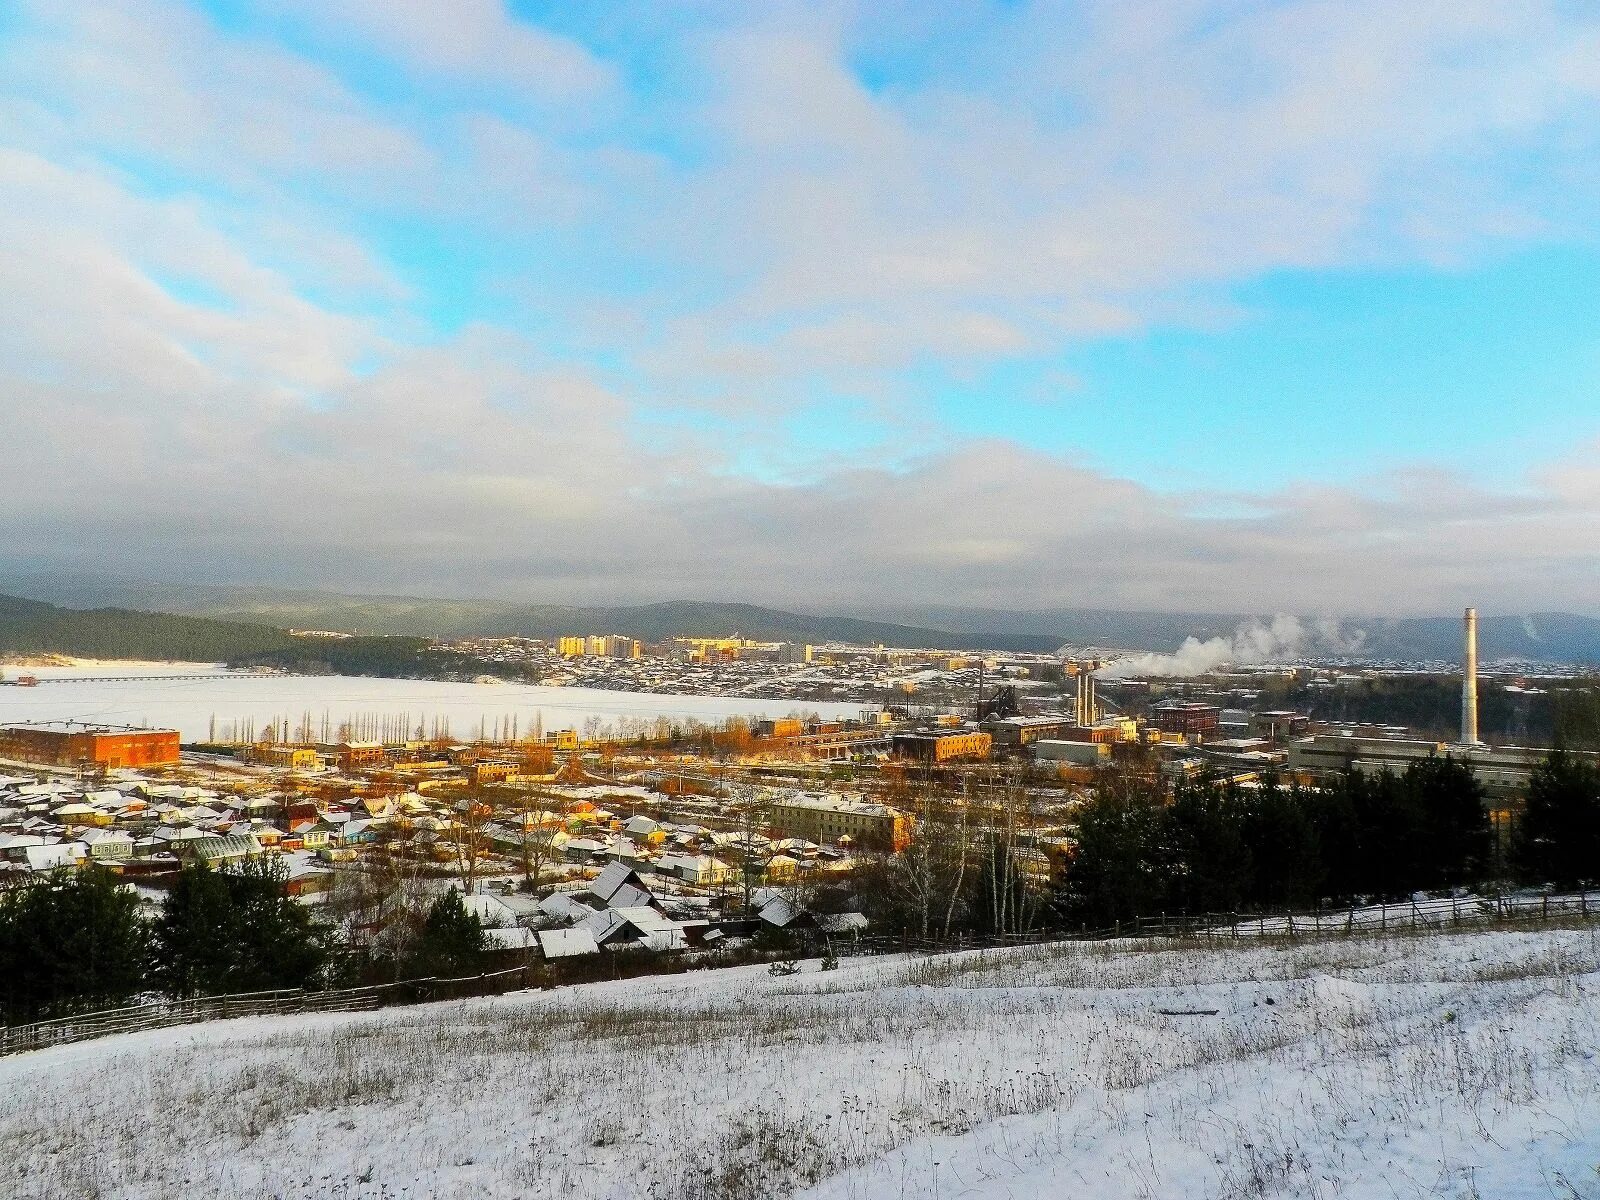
left=891, top=730, right=993, bottom=763
left=0, top=722, right=180, bottom=769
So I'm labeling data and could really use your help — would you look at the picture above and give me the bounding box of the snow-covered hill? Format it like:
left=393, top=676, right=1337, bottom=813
left=5, top=928, right=1600, bottom=1199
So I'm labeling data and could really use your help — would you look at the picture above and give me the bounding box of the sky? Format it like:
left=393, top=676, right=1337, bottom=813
left=1, top=0, right=1597, bottom=616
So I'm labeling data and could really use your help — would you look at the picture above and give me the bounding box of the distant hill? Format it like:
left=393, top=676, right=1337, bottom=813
left=0, top=593, right=477, bottom=680
left=0, top=576, right=1053, bottom=651
left=4, top=574, right=1596, bottom=663
left=0, top=593, right=300, bottom=662
left=843, top=604, right=1600, bottom=665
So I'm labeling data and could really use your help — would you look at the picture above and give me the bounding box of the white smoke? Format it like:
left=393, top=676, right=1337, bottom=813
left=1096, top=615, right=1367, bottom=679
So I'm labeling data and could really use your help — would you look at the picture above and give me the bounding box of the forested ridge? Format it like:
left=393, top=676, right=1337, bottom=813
left=0, top=593, right=492, bottom=680
left=0, top=593, right=300, bottom=661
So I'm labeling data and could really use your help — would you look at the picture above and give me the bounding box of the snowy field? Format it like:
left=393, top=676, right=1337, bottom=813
left=0, top=664, right=859, bottom=742
left=4, top=927, right=1599, bottom=1199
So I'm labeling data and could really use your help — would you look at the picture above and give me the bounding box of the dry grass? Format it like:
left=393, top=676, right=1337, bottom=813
left=3, top=926, right=1599, bottom=1199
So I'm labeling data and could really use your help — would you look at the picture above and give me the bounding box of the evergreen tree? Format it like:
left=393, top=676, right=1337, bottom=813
left=152, top=861, right=237, bottom=997
left=1240, top=781, right=1323, bottom=910
left=224, top=858, right=327, bottom=993
left=154, top=860, right=327, bottom=998
left=0, top=867, right=150, bottom=1022
left=1405, top=757, right=1490, bottom=889
left=405, top=888, right=487, bottom=979
left=1162, top=779, right=1252, bottom=915
left=1516, top=751, right=1600, bottom=889
left=1054, top=781, right=1168, bottom=928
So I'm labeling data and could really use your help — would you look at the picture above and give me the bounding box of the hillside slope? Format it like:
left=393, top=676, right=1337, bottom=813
left=0, top=593, right=300, bottom=661
left=855, top=604, right=1600, bottom=663
left=0, top=577, right=1050, bottom=649
left=3, top=927, right=1597, bottom=1199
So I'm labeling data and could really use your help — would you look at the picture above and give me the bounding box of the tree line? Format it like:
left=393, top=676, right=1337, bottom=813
left=1176, top=672, right=1600, bottom=748
left=0, top=860, right=490, bottom=1025
left=843, top=751, right=1600, bottom=938
left=1056, top=751, right=1600, bottom=928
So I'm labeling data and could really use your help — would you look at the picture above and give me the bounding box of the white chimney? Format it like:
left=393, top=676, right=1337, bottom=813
left=1461, top=607, right=1479, bottom=745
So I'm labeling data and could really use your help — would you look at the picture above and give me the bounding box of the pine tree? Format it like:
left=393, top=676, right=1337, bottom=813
left=1517, top=751, right=1600, bottom=889
left=154, top=860, right=327, bottom=998
left=405, top=888, right=487, bottom=979
left=153, top=863, right=238, bottom=997
left=0, top=867, right=150, bottom=1022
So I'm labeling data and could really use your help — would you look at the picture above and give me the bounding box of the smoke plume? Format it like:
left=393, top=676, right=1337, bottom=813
left=1096, top=615, right=1366, bottom=679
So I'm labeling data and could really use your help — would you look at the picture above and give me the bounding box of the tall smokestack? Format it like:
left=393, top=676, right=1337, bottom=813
left=1461, top=607, right=1479, bottom=745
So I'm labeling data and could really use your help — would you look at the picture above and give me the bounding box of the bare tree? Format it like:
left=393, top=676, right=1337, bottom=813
left=885, top=774, right=973, bottom=939
left=512, top=775, right=568, bottom=895
left=449, top=781, right=490, bottom=894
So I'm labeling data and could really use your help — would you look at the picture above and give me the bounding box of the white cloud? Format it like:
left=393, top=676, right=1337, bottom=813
left=262, top=0, right=612, bottom=101
left=0, top=1, right=1596, bottom=612
left=6, top=0, right=430, bottom=189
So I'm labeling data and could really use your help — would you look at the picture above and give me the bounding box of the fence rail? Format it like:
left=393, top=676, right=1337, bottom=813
left=0, top=966, right=536, bottom=1058
left=839, top=891, right=1600, bottom=958
left=5, top=892, right=1595, bottom=1058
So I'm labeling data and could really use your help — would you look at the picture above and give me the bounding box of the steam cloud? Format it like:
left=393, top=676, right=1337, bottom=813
left=1096, top=615, right=1367, bottom=679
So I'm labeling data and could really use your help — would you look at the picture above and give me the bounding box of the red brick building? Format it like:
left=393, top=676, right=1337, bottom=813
left=0, top=722, right=181, bottom=768
left=1146, top=703, right=1221, bottom=737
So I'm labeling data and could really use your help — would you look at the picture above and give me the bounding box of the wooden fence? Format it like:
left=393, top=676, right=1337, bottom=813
left=0, top=966, right=537, bottom=1058
left=5, top=891, right=1595, bottom=1058
left=840, top=890, right=1600, bottom=957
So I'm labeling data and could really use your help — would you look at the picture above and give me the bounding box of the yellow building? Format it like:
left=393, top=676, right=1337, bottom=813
left=250, top=745, right=320, bottom=771
left=557, top=636, right=587, bottom=657
left=891, top=730, right=993, bottom=763
left=770, top=793, right=912, bottom=850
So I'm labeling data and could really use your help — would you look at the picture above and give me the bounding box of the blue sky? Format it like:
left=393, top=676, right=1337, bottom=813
left=0, top=0, right=1597, bottom=614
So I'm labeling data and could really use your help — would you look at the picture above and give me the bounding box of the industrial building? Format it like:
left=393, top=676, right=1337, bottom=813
left=247, top=745, right=321, bottom=771
left=0, top=722, right=180, bottom=769
left=983, top=715, right=1080, bottom=747
left=1250, top=711, right=1310, bottom=740
left=1033, top=739, right=1112, bottom=766
left=769, top=793, right=911, bottom=850
left=1286, top=607, right=1589, bottom=799
left=891, top=730, right=992, bottom=763
left=1285, top=734, right=1590, bottom=799
left=1051, top=717, right=1139, bottom=744
left=1146, top=702, right=1222, bottom=737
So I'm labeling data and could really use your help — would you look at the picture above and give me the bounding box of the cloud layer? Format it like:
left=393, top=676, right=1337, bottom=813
left=1, top=0, right=1597, bottom=614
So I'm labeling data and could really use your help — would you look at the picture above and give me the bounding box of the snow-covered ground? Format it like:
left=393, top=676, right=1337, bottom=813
left=0, top=664, right=859, bottom=741
left=4, top=927, right=1600, bottom=1199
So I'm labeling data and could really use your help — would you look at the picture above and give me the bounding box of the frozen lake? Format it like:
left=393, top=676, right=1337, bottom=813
left=0, top=663, right=858, bottom=742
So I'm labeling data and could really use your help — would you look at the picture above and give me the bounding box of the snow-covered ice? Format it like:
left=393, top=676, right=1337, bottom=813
left=0, top=664, right=859, bottom=741
left=3, top=927, right=1599, bottom=1198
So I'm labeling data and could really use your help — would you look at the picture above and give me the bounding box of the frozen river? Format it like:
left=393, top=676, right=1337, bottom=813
left=0, top=663, right=857, bottom=742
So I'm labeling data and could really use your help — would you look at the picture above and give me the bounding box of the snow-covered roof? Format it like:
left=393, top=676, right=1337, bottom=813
left=23, top=843, right=84, bottom=871
left=539, top=891, right=595, bottom=922
left=817, top=912, right=869, bottom=934
left=588, top=861, right=654, bottom=909
left=538, top=928, right=600, bottom=959
left=484, top=926, right=539, bottom=951
left=579, top=908, right=634, bottom=945
left=461, top=893, right=518, bottom=927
